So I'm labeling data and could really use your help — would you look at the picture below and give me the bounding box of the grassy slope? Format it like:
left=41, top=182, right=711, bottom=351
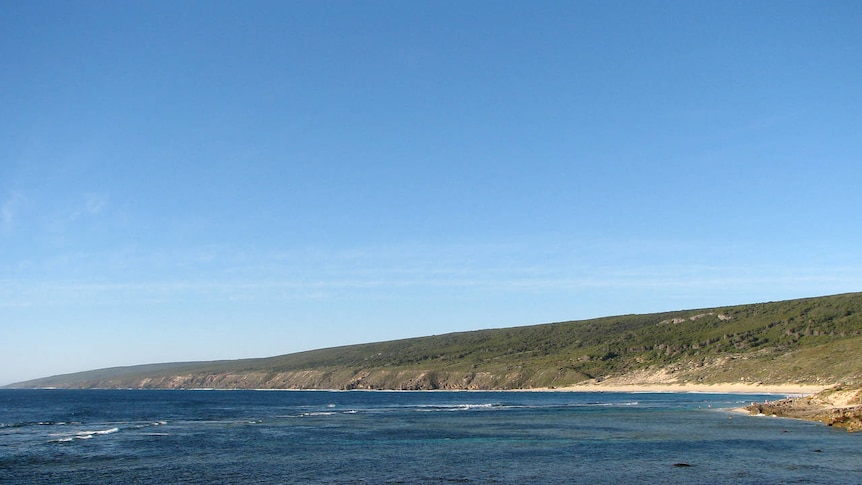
left=9, top=292, right=862, bottom=389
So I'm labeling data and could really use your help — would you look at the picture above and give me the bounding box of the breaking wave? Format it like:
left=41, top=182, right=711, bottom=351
left=49, top=427, right=120, bottom=443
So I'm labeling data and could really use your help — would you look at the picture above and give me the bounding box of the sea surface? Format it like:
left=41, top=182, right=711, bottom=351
left=1, top=389, right=859, bottom=484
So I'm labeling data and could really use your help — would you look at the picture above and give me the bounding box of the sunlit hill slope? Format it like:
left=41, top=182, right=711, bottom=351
left=8, top=292, right=862, bottom=390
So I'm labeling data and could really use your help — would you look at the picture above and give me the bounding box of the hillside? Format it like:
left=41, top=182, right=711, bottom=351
left=8, top=292, right=862, bottom=390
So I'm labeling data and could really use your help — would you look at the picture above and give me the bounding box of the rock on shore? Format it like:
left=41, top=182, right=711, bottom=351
left=745, top=385, right=862, bottom=432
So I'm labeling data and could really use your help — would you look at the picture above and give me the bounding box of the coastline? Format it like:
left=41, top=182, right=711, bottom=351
left=741, top=385, right=862, bottom=432
left=546, top=382, right=828, bottom=395
left=6, top=383, right=831, bottom=395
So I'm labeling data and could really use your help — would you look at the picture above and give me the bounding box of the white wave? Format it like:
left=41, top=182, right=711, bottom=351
left=447, top=403, right=496, bottom=411
left=413, top=403, right=501, bottom=412
left=584, top=401, right=639, bottom=407
left=79, top=427, right=119, bottom=436
left=461, top=403, right=495, bottom=409
left=50, top=426, right=121, bottom=442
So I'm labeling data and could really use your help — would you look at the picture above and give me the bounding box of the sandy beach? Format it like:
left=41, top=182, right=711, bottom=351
left=547, top=382, right=828, bottom=395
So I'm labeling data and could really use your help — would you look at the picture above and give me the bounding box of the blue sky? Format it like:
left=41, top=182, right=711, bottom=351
left=2, top=1, right=860, bottom=385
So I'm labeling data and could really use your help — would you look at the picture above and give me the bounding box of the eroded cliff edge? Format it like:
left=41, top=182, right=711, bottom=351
left=745, top=385, right=862, bottom=432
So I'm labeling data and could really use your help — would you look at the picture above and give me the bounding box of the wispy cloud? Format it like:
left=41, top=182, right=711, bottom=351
left=64, top=192, right=108, bottom=223
left=1, top=191, right=26, bottom=233
left=2, top=240, right=860, bottom=310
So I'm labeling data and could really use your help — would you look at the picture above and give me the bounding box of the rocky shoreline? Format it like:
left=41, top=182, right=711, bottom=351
left=744, top=385, right=862, bottom=432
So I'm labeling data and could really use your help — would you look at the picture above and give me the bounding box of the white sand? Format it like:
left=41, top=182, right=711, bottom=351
left=546, top=382, right=828, bottom=395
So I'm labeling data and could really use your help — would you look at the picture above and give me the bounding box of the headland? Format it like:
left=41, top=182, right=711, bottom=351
left=743, top=385, right=862, bottom=432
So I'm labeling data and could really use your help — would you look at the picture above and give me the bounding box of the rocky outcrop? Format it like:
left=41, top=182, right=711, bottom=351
left=745, top=385, right=862, bottom=432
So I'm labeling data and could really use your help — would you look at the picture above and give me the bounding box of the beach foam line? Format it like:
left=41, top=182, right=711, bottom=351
left=547, top=383, right=829, bottom=395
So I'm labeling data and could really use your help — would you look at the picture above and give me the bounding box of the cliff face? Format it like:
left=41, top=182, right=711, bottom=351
left=53, top=369, right=569, bottom=391
left=746, top=386, right=862, bottom=432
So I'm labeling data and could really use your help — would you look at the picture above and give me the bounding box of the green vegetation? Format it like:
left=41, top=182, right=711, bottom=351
left=9, top=292, right=862, bottom=390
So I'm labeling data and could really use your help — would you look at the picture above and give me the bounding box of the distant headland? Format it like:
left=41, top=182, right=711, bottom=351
left=7, top=293, right=862, bottom=400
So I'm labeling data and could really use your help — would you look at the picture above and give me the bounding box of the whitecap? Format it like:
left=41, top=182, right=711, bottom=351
left=410, top=403, right=501, bottom=412
left=79, top=427, right=119, bottom=436
left=56, top=427, right=120, bottom=441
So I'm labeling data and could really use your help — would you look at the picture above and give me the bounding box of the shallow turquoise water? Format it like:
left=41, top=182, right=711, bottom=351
left=1, top=390, right=859, bottom=484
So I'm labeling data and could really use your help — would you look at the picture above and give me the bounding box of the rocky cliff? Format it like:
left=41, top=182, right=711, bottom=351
left=745, top=385, right=862, bottom=432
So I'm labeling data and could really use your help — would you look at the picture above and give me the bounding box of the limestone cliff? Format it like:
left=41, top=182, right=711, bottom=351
left=745, top=385, right=862, bottom=432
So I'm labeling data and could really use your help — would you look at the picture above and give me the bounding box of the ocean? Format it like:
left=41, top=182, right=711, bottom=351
left=1, top=389, right=859, bottom=484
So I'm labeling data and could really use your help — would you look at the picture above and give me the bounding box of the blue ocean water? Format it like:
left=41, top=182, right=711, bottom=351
left=1, top=390, right=859, bottom=484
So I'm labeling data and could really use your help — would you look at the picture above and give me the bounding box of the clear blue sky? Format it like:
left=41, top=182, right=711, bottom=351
left=2, top=1, right=860, bottom=385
